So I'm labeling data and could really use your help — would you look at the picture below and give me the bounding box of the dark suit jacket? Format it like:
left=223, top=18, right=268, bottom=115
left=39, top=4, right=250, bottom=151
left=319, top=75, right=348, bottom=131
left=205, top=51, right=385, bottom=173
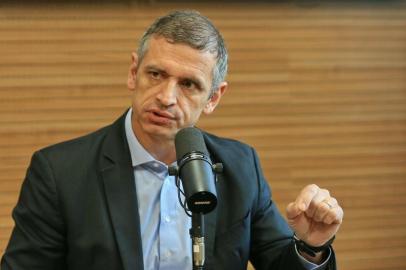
left=1, top=112, right=336, bottom=270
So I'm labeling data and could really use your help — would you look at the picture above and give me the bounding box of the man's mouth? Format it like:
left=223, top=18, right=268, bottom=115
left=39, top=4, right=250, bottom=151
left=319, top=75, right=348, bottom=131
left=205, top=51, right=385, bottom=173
left=147, top=109, right=176, bottom=125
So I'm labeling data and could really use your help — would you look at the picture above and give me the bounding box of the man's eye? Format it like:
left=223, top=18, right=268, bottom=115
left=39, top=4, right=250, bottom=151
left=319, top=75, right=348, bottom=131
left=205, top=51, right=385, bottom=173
left=180, top=80, right=196, bottom=90
left=149, top=71, right=161, bottom=79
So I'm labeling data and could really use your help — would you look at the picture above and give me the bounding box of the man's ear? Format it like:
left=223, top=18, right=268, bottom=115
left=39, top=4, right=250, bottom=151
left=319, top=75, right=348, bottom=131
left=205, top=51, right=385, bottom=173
left=203, top=82, right=228, bottom=115
left=127, top=52, right=138, bottom=91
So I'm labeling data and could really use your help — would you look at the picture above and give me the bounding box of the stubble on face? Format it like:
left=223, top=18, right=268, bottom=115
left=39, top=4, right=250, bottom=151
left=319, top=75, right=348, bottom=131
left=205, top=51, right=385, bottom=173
left=129, top=36, right=217, bottom=158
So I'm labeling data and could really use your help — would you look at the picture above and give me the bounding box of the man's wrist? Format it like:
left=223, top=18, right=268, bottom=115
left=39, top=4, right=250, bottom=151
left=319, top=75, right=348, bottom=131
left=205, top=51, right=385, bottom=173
left=295, top=244, right=332, bottom=268
left=293, top=234, right=335, bottom=258
left=298, top=249, right=325, bottom=264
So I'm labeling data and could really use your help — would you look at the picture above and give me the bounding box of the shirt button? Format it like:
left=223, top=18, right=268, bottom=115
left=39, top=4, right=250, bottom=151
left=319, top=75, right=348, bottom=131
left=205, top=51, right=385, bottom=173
left=153, top=162, right=160, bottom=168
left=165, top=216, right=171, bottom=223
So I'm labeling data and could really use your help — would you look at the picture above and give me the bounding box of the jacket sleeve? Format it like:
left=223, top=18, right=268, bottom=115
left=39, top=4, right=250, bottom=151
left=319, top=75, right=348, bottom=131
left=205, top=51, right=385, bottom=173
left=248, top=147, right=336, bottom=270
left=1, top=150, right=66, bottom=270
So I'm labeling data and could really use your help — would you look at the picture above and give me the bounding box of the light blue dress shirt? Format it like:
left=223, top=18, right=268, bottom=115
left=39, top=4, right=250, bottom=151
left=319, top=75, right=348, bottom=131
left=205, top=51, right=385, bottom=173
left=124, top=109, right=329, bottom=270
left=125, top=109, right=192, bottom=270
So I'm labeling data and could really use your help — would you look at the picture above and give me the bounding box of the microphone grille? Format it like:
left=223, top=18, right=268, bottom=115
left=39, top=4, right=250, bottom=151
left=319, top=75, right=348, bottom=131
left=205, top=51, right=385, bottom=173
left=175, top=127, right=209, bottom=161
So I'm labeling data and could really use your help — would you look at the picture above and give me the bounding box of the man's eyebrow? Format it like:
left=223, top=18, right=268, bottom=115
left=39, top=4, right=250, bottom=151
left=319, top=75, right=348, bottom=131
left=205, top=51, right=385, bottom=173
left=145, top=64, right=207, bottom=89
left=144, top=64, right=166, bottom=74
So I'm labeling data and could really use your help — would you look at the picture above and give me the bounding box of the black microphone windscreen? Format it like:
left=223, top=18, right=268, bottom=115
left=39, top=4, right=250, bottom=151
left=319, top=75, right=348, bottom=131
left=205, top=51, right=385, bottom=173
left=175, top=127, right=209, bottom=161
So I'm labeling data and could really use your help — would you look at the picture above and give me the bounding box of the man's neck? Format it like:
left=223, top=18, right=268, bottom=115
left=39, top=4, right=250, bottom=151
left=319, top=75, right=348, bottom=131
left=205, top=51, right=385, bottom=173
left=132, top=129, right=176, bottom=165
left=144, top=139, right=176, bottom=165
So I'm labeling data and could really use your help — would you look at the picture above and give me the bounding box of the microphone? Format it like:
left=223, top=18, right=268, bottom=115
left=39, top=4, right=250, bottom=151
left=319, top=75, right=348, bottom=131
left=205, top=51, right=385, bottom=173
left=174, top=127, right=218, bottom=214
left=171, top=127, right=223, bottom=269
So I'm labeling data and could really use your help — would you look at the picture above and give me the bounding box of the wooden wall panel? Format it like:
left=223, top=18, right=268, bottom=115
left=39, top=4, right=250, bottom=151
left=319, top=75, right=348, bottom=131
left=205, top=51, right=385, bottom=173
left=1, top=2, right=405, bottom=269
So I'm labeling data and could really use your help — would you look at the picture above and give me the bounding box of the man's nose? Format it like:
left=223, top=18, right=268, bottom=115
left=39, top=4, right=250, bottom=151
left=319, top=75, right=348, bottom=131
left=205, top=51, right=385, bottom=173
left=156, top=79, right=178, bottom=107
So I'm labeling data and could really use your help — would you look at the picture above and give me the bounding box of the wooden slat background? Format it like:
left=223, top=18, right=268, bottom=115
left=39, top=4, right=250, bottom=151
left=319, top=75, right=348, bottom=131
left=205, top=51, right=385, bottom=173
left=1, top=2, right=406, bottom=269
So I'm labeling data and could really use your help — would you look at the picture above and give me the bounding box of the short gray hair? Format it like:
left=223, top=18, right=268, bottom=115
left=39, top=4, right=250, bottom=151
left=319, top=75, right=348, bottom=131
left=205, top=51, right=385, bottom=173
left=137, top=10, right=228, bottom=92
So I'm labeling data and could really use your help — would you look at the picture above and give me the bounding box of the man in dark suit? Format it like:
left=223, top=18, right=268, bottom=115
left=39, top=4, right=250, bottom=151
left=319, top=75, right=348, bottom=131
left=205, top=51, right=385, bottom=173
left=1, top=10, right=343, bottom=270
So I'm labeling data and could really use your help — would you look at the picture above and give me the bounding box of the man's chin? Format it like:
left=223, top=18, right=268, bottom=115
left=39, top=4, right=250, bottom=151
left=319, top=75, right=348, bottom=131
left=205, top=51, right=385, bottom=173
left=143, top=124, right=178, bottom=140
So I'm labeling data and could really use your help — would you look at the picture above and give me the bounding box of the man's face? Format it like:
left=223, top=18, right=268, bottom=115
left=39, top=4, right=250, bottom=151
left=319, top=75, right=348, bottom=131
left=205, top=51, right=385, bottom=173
left=127, top=36, right=227, bottom=143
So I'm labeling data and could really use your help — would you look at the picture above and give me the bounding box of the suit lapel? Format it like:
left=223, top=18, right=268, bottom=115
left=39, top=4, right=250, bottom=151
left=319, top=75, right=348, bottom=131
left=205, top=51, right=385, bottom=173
left=100, top=114, right=144, bottom=270
left=204, top=174, right=221, bottom=268
left=202, top=133, right=226, bottom=268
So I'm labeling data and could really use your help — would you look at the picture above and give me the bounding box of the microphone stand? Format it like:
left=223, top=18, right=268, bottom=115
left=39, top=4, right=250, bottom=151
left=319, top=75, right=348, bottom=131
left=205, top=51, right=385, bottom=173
left=190, top=213, right=205, bottom=270
left=169, top=162, right=223, bottom=270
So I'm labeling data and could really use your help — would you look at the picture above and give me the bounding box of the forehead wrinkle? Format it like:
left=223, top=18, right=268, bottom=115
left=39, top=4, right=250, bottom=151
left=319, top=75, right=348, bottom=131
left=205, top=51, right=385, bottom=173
left=144, top=59, right=208, bottom=88
left=143, top=36, right=215, bottom=90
